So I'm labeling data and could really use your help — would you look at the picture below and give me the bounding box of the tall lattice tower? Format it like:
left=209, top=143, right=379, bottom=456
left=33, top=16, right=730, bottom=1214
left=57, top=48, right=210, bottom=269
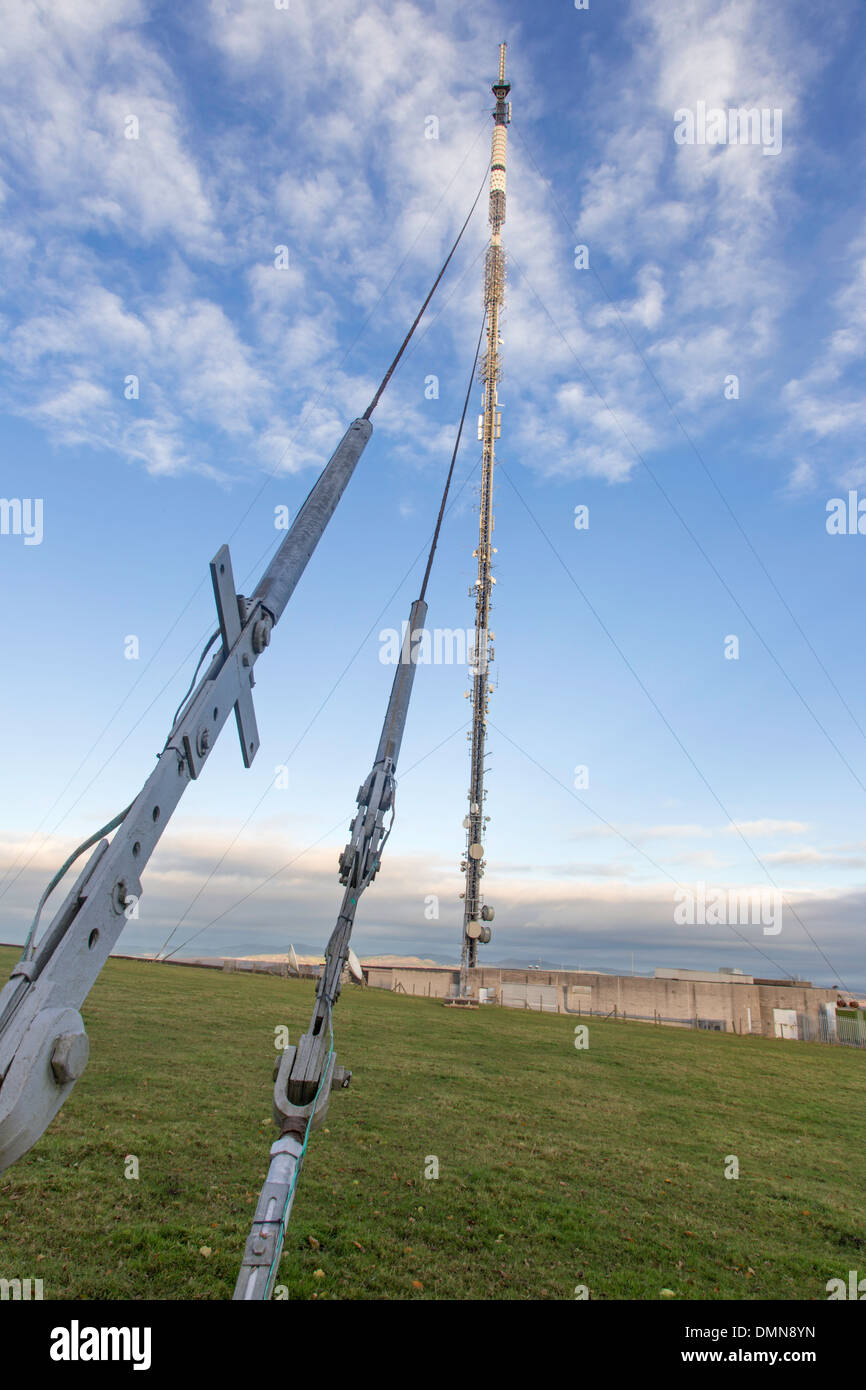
left=459, top=43, right=510, bottom=992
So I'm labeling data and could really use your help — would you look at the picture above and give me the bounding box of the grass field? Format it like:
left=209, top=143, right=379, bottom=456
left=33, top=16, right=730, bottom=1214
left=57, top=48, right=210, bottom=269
left=1, top=943, right=863, bottom=1301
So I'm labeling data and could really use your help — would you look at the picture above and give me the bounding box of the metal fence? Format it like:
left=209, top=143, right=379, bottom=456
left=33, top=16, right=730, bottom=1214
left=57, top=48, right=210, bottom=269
left=835, top=1013, right=866, bottom=1047
left=799, top=1010, right=866, bottom=1048
left=490, top=990, right=866, bottom=1049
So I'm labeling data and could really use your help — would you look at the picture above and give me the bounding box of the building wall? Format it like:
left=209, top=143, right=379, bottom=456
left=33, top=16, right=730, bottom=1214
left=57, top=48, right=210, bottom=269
left=364, top=967, right=455, bottom=997
left=363, top=964, right=837, bottom=1035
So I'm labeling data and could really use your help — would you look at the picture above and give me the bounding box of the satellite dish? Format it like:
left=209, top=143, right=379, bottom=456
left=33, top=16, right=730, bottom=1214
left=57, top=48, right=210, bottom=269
left=466, top=920, right=482, bottom=939
left=469, top=843, right=483, bottom=859
left=288, top=946, right=300, bottom=976
left=347, top=948, right=364, bottom=984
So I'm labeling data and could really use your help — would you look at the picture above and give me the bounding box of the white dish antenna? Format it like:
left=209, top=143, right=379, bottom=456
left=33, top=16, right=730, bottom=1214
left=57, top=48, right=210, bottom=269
left=347, top=948, right=364, bottom=984
left=288, top=945, right=300, bottom=976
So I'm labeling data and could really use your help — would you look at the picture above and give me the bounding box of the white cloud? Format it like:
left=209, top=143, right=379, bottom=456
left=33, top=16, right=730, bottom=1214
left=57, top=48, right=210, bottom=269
left=0, top=0, right=852, bottom=503
left=724, top=818, right=810, bottom=836
left=781, top=236, right=866, bottom=481
left=763, top=847, right=866, bottom=867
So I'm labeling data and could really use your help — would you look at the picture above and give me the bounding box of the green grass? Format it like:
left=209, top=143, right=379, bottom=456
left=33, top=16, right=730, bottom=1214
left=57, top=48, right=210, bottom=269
left=1, top=944, right=863, bottom=1300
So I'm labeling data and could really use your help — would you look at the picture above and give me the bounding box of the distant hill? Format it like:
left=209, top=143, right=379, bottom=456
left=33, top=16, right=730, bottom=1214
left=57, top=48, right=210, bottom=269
left=238, top=952, right=456, bottom=969
left=496, top=957, right=585, bottom=971
left=361, top=954, right=458, bottom=968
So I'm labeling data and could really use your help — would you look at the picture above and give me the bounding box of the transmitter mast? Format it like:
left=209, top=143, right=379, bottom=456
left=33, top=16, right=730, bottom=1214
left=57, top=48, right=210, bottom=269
left=459, top=43, right=510, bottom=992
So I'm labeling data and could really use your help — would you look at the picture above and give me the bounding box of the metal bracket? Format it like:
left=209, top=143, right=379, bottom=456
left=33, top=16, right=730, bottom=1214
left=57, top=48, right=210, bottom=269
left=183, top=545, right=261, bottom=777
left=273, top=1042, right=337, bottom=1134
left=0, top=1008, right=88, bottom=1172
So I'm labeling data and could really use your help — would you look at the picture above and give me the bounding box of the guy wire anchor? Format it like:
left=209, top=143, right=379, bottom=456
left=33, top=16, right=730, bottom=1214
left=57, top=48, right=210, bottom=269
left=233, top=1038, right=351, bottom=1302
left=233, top=599, right=427, bottom=1300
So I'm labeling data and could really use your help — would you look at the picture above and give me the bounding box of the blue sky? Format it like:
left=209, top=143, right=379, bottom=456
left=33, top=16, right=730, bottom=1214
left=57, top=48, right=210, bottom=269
left=2, top=0, right=866, bottom=989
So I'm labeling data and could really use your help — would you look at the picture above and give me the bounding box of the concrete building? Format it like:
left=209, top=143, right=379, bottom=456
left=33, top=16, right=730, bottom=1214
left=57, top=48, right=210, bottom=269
left=363, top=962, right=840, bottom=1040
left=153, top=952, right=846, bottom=1043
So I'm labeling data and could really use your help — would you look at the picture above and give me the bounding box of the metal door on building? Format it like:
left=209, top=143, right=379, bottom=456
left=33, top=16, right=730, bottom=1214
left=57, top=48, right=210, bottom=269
left=773, top=1008, right=798, bottom=1039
